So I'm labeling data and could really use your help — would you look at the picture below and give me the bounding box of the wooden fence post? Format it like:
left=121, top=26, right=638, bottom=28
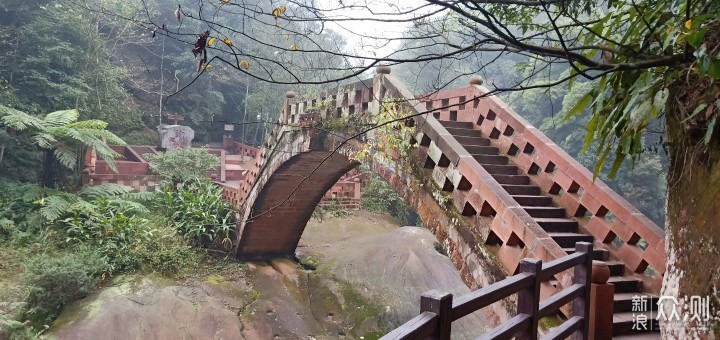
left=420, top=290, right=453, bottom=340
left=516, top=258, right=542, bottom=340
left=572, top=242, right=593, bottom=340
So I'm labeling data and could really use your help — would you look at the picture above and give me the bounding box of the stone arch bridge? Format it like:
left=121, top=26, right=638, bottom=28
left=225, top=68, right=666, bottom=337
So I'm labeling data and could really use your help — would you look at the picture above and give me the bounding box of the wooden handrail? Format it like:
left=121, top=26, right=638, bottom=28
left=382, top=242, right=594, bottom=340
left=451, top=273, right=534, bottom=320
left=382, top=312, right=439, bottom=340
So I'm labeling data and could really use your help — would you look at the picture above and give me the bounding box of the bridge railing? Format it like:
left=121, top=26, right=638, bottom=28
left=382, top=242, right=594, bottom=340
left=420, top=84, right=666, bottom=292
left=378, top=74, right=574, bottom=302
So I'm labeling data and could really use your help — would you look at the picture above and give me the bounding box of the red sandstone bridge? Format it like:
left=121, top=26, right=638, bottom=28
left=228, top=67, right=665, bottom=339
left=83, top=66, right=665, bottom=338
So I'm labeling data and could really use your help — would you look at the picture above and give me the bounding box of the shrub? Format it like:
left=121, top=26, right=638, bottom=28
left=312, top=199, right=350, bottom=221
left=130, top=225, right=198, bottom=276
left=23, top=251, right=107, bottom=325
left=61, top=199, right=154, bottom=273
left=159, top=178, right=235, bottom=247
left=360, top=173, right=417, bottom=225
left=0, top=180, right=50, bottom=239
left=144, top=147, right=220, bottom=182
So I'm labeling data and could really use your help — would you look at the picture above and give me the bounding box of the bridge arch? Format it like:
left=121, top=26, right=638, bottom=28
left=236, top=150, right=358, bottom=259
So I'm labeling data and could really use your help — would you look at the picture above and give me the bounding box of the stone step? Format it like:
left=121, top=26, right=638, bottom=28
left=438, top=120, right=473, bottom=129
left=523, top=206, right=566, bottom=218
left=481, top=164, right=518, bottom=175
left=492, top=174, right=529, bottom=185
left=225, top=164, right=244, bottom=171
left=614, top=293, right=659, bottom=313
left=512, top=195, right=553, bottom=206
left=502, top=184, right=541, bottom=196
left=534, top=218, right=579, bottom=233
left=467, top=146, right=500, bottom=155
left=444, top=127, right=483, bottom=137
left=613, top=311, right=659, bottom=336
left=547, top=232, right=595, bottom=248
left=474, top=154, right=509, bottom=165
left=608, top=276, right=644, bottom=293
left=455, top=136, right=491, bottom=146
left=562, top=247, right=609, bottom=261
left=605, top=261, right=626, bottom=276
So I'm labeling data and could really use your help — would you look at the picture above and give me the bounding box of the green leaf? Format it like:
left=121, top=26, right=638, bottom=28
left=686, top=27, right=709, bottom=48
left=563, top=92, right=593, bottom=122
left=608, top=151, right=626, bottom=179
left=652, top=89, right=669, bottom=117
left=699, top=57, right=720, bottom=78
left=705, top=116, right=716, bottom=144
left=682, top=103, right=708, bottom=123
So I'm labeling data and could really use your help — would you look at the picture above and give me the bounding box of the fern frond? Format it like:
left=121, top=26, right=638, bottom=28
left=39, top=194, right=77, bottom=221
left=0, top=105, right=46, bottom=131
left=65, top=120, right=108, bottom=130
left=124, top=191, right=157, bottom=201
left=32, top=133, right=57, bottom=149
left=54, top=147, right=78, bottom=169
left=106, top=198, right=149, bottom=214
left=68, top=199, right=99, bottom=215
left=43, top=109, right=79, bottom=128
left=81, top=183, right=135, bottom=199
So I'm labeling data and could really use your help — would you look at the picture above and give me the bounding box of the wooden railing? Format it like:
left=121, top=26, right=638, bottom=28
left=382, top=242, right=594, bottom=340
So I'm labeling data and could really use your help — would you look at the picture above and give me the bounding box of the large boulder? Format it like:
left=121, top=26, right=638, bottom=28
left=157, top=124, right=194, bottom=150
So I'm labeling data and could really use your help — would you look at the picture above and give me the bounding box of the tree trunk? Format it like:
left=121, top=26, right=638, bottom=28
left=40, top=149, right=68, bottom=188
left=661, top=80, right=720, bottom=338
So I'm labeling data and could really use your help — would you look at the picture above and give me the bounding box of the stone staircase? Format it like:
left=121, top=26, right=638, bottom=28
left=438, top=120, right=660, bottom=338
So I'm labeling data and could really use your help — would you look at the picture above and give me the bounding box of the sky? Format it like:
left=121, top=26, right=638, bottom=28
left=314, top=0, right=438, bottom=62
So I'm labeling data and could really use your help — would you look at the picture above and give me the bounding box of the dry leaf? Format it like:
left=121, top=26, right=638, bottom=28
left=239, top=60, right=250, bottom=70
left=223, top=38, right=233, bottom=47
left=208, top=37, right=217, bottom=46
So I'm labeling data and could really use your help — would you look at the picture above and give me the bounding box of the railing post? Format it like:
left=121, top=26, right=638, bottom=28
left=589, top=261, right=614, bottom=340
left=420, top=290, right=453, bottom=340
left=572, top=242, right=593, bottom=340
left=516, top=258, right=542, bottom=340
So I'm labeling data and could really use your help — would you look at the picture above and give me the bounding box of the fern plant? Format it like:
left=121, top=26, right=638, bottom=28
left=0, top=105, right=125, bottom=187
left=38, top=184, right=157, bottom=273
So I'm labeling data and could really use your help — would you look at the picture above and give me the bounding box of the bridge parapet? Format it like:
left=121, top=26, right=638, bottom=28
left=378, top=75, right=576, bottom=299
left=419, top=82, right=666, bottom=291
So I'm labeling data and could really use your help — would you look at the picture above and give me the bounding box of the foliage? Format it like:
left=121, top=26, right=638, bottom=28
left=507, top=76, right=669, bottom=225
left=0, top=105, right=126, bottom=187
left=0, top=312, right=44, bottom=340
left=360, top=173, right=416, bottom=226
left=0, top=180, right=51, bottom=237
left=0, top=0, right=141, bottom=132
left=311, top=199, right=350, bottom=222
left=354, top=99, right=417, bottom=164
left=159, top=178, right=235, bottom=247
left=22, top=250, right=107, bottom=325
left=127, top=226, right=198, bottom=275
left=144, top=147, right=220, bottom=181
left=34, top=183, right=156, bottom=273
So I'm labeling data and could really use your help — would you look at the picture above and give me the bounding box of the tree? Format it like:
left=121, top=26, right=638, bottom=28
left=75, top=0, right=720, bottom=335
left=143, top=147, right=220, bottom=181
left=0, top=105, right=125, bottom=188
